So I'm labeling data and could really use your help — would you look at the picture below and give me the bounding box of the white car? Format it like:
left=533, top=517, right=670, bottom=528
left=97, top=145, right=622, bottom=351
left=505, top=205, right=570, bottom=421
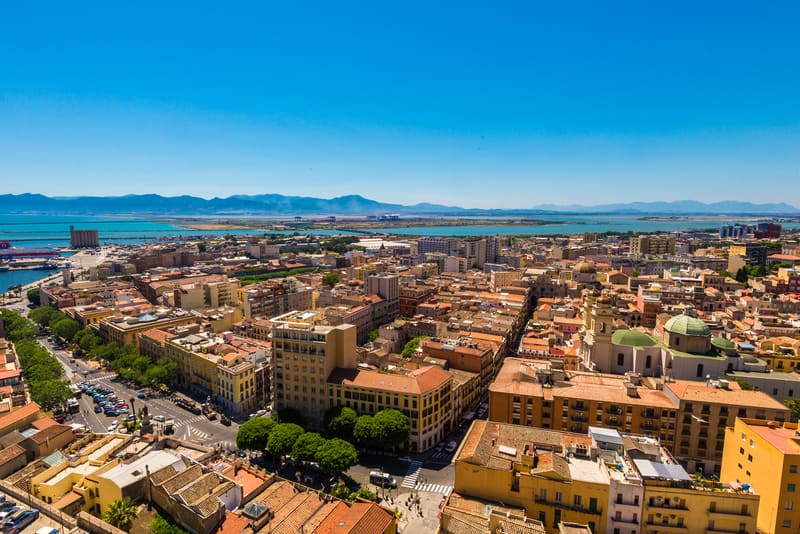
left=0, top=506, right=24, bottom=520
left=107, top=422, right=119, bottom=432
left=153, top=415, right=165, bottom=422
left=445, top=441, right=458, bottom=453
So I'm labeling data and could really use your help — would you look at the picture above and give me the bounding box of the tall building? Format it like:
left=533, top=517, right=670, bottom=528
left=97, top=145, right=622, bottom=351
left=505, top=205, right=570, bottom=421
left=270, top=311, right=357, bottom=429
left=365, top=273, right=400, bottom=313
left=69, top=225, right=99, bottom=248
left=629, top=235, right=676, bottom=257
left=729, top=242, right=768, bottom=267
left=418, top=236, right=457, bottom=256
left=721, top=418, right=800, bottom=534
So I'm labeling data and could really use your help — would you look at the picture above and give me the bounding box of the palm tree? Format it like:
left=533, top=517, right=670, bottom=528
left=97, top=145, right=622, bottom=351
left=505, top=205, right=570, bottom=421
left=103, top=497, right=138, bottom=531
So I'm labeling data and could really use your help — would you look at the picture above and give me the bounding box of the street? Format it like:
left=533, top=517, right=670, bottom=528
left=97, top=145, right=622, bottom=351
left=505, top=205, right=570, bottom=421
left=41, top=338, right=241, bottom=450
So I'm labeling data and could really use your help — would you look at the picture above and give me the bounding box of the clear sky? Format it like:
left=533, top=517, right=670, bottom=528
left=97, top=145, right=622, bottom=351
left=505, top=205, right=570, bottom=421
left=1, top=1, right=798, bottom=208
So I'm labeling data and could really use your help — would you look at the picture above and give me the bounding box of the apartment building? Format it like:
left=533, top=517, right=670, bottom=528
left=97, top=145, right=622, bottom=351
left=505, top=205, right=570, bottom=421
left=328, top=365, right=453, bottom=451
left=721, top=418, right=800, bottom=534
left=270, top=311, right=357, bottom=429
left=238, top=279, right=313, bottom=320
left=96, top=308, right=197, bottom=347
left=453, top=421, right=760, bottom=534
left=629, top=236, right=676, bottom=257
left=490, top=358, right=786, bottom=475
left=664, top=379, right=788, bottom=474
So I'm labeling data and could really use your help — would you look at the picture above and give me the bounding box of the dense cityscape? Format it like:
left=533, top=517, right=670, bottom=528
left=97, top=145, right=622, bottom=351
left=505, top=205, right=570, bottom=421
left=0, top=219, right=799, bottom=533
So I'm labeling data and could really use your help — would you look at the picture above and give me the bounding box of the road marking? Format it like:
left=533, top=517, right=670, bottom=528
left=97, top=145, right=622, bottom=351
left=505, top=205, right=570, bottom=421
left=415, top=482, right=452, bottom=494
left=400, top=461, right=423, bottom=488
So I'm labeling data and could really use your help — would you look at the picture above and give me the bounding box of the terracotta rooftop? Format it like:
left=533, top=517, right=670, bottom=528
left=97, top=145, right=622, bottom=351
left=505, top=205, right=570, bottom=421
left=665, top=381, right=789, bottom=411
left=314, top=502, right=394, bottom=534
left=328, top=365, right=451, bottom=395
left=0, top=402, right=41, bottom=433
left=746, top=422, right=800, bottom=455
left=0, top=443, right=25, bottom=465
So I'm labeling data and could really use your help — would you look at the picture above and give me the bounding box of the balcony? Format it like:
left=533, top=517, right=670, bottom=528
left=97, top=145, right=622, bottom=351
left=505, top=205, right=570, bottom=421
left=533, top=497, right=602, bottom=516
left=708, top=509, right=751, bottom=518
left=648, top=500, right=688, bottom=510
left=645, top=521, right=687, bottom=531
left=706, top=529, right=750, bottom=534
left=611, top=517, right=640, bottom=524
left=641, top=411, right=658, bottom=419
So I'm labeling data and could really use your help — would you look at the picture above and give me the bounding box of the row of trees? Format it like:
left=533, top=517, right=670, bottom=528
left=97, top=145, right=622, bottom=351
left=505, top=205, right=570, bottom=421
left=0, top=309, right=72, bottom=409
left=324, top=406, right=411, bottom=451
left=27, top=306, right=178, bottom=388
left=235, top=416, right=359, bottom=475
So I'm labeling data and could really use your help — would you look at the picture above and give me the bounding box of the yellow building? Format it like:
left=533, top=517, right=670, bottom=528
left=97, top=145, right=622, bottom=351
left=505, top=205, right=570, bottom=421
left=454, top=421, right=609, bottom=533
left=164, top=333, right=220, bottom=400
left=721, top=418, right=800, bottom=534
left=270, top=310, right=357, bottom=429
left=216, top=350, right=256, bottom=415
left=97, top=308, right=197, bottom=347
left=454, top=420, right=760, bottom=534
left=327, top=365, right=453, bottom=452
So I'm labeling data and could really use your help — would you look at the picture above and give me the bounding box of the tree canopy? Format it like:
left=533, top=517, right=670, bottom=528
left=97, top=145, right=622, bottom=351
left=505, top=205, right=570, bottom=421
left=324, top=405, right=358, bottom=441
left=267, top=422, right=305, bottom=457
left=401, top=336, right=425, bottom=357
left=291, top=432, right=326, bottom=462
left=372, top=409, right=410, bottom=449
left=103, top=497, right=138, bottom=531
left=236, top=417, right=276, bottom=451
left=272, top=407, right=304, bottom=426
left=353, top=415, right=376, bottom=448
left=322, top=271, right=340, bottom=288
left=315, top=438, right=358, bottom=475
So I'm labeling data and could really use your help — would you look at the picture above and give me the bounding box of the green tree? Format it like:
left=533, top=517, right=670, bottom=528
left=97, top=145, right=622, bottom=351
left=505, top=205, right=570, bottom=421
left=401, top=336, right=425, bottom=357
left=149, top=512, right=189, bottom=534
left=26, top=287, right=40, bottom=306
left=353, top=415, right=376, bottom=448
left=30, top=379, right=72, bottom=410
left=267, top=423, right=305, bottom=458
left=368, top=329, right=379, bottom=342
left=29, top=306, right=63, bottom=328
left=236, top=417, right=276, bottom=451
left=322, top=271, right=340, bottom=287
left=272, top=407, right=304, bottom=425
left=631, top=269, right=640, bottom=278
left=197, top=242, right=207, bottom=253
left=735, top=266, right=749, bottom=283
left=785, top=399, right=800, bottom=422
left=52, top=317, right=80, bottom=342
left=324, top=406, right=358, bottom=441
left=372, top=409, right=410, bottom=450
left=291, top=432, right=326, bottom=462
left=103, top=497, right=138, bottom=531
left=315, top=438, right=358, bottom=475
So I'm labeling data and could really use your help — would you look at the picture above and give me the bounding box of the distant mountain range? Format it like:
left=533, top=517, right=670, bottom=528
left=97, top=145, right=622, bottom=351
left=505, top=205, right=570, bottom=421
left=0, top=193, right=797, bottom=216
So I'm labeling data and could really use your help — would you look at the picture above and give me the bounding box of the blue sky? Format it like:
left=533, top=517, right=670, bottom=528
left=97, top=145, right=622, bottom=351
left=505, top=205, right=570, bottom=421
left=1, top=1, right=798, bottom=208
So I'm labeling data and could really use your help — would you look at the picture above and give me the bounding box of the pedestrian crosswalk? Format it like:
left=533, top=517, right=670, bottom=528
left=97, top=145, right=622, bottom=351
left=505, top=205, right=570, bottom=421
left=189, top=427, right=212, bottom=440
left=212, top=440, right=236, bottom=452
left=172, top=415, right=206, bottom=428
left=429, top=451, right=451, bottom=461
left=414, top=482, right=452, bottom=495
left=400, top=461, right=423, bottom=488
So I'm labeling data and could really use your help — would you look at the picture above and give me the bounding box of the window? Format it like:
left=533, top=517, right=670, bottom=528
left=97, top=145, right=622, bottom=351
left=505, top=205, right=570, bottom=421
left=574, top=495, right=582, bottom=507
left=786, top=501, right=794, bottom=510
left=696, top=363, right=704, bottom=377
left=790, top=465, right=798, bottom=474
left=540, top=489, right=547, bottom=500
left=645, top=355, right=652, bottom=368
left=789, top=483, right=797, bottom=493
left=782, top=520, right=792, bottom=528
left=555, top=492, right=562, bottom=503
left=617, top=353, right=624, bottom=366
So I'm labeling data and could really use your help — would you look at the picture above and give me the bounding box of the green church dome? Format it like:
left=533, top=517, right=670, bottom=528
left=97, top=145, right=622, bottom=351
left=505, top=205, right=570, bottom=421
left=711, top=336, right=735, bottom=350
left=664, top=315, right=711, bottom=337
left=612, top=329, right=658, bottom=347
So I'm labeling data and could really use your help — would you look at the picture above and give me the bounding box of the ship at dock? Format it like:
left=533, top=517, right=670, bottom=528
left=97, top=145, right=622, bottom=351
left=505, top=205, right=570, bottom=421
left=0, top=240, right=65, bottom=270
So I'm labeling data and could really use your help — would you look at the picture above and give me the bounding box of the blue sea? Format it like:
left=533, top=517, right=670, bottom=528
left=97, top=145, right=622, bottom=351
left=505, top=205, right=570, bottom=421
left=2, top=213, right=797, bottom=292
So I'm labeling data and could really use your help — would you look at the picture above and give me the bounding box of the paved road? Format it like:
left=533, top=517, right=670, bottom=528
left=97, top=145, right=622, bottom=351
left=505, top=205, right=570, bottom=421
left=40, top=338, right=241, bottom=450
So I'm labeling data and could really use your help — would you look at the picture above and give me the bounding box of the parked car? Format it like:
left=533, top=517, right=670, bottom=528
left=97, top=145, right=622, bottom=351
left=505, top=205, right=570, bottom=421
left=445, top=441, right=458, bottom=453
left=137, top=392, right=147, bottom=399
left=107, top=422, right=118, bottom=432
left=0, top=507, right=24, bottom=520
left=1, top=508, right=39, bottom=533
left=153, top=415, right=165, bottom=422
left=220, top=416, right=231, bottom=426
left=94, top=405, right=102, bottom=413
left=0, top=503, right=15, bottom=513
left=35, top=528, right=59, bottom=534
